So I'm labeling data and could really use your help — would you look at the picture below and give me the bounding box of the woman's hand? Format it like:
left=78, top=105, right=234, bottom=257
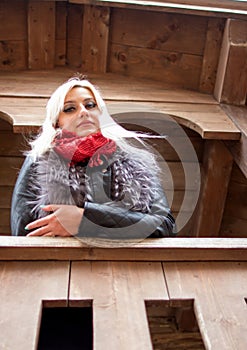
left=25, top=204, right=84, bottom=237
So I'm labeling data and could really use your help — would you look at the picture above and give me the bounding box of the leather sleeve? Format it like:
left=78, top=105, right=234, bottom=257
left=11, top=157, right=37, bottom=236
left=77, top=186, right=176, bottom=240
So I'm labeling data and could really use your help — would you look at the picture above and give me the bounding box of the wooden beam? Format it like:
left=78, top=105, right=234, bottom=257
left=28, top=0, right=56, bottom=69
left=0, top=237, right=246, bottom=261
left=222, top=104, right=247, bottom=178
left=67, top=3, right=84, bottom=67
left=199, top=17, right=225, bottom=94
left=82, top=5, right=110, bottom=73
left=192, top=140, right=233, bottom=237
left=69, top=0, right=247, bottom=18
left=214, top=18, right=247, bottom=105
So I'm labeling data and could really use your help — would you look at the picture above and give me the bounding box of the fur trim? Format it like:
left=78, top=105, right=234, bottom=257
left=28, top=150, right=159, bottom=218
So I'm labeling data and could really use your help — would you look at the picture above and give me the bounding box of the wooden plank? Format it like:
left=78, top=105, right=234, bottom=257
left=220, top=162, right=247, bottom=237
left=0, top=117, right=12, bottom=131
left=0, top=99, right=241, bottom=140
left=67, top=3, right=84, bottom=68
left=28, top=1, right=56, bottom=69
left=81, top=5, right=110, bottom=72
left=111, top=9, right=207, bottom=56
left=0, top=186, right=14, bottom=209
left=199, top=17, right=225, bottom=93
left=222, top=104, right=247, bottom=178
left=0, top=41, right=27, bottom=71
left=220, top=216, right=247, bottom=238
left=0, top=261, right=70, bottom=350
left=70, top=261, right=168, bottom=349
left=0, top=157, right=24, bottom=186
left=163, top=262, right=247, bottom=350
left=0, top=70, right=241, bottom=139
left=55, top=1, right=67, bottom=66
left=0, top=208, right=10, bottom=226
left=0, top=69, right=217, bottom=102
left=109, top=43, right=203, bottom=90
left=108, top=101, right=241, bottom=140
left=0, top=0, right=27, bottom=40
left=69, top=0, right=247, bottom=18
left=192, top=140, right=233, bottom=237
left=214, top=18, right=247, bottom=105
left=0, top=237, right=246, bottom=261
left=0, top=0, right=27, bottom=70
left=0, top=132, right=28, bottom=156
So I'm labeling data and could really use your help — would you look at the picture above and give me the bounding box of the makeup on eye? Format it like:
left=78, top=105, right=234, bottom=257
left=63, top=99, right=97, bottom=113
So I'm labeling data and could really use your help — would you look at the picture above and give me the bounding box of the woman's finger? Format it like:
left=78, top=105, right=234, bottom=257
left=41, top=204, right=60, bottom=212
left=27, top=226, right=50, bottom=236
left=25, top=214, right=53, bottom=231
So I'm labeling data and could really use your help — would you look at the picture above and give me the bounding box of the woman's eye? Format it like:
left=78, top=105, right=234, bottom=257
left=85, top=101, right=97, bottom=110
left=63, top=106, right=75, bottom=113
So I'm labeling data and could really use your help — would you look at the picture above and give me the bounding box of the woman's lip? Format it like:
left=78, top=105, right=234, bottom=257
left=77, top=121, right=94, bottom=128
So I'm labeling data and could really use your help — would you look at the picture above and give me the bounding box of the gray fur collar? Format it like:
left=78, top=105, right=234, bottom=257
left=28, top=149, right=158, bottom=218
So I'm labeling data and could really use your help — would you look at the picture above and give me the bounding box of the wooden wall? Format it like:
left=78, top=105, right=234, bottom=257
left=220, top=163, right=247, bottom=238
left=0, top=0, right=225, bottom=94
left=0, top=118, right=26, bottom=235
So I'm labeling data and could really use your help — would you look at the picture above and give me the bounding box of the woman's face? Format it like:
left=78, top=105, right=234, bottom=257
left=57, top=86, right=101, bottom=137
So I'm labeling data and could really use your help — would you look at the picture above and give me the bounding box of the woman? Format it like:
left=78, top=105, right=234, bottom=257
left=11, top=76, right=176, bottom=241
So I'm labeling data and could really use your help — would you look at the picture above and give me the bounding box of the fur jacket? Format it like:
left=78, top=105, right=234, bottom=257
left=11, top=149, right=176, bottom=239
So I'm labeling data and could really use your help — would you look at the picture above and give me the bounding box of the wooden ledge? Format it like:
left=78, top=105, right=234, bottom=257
left=0, top=69, right=241, bottom=140
left=70, top=0, right=247, bottom=18
left=0, top=237, right=246, bottom=261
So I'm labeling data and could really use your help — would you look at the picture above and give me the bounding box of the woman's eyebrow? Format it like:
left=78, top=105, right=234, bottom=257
left=64, top=97, right=95, bottom=104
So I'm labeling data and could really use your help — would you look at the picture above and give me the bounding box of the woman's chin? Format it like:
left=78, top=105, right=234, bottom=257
left=75, top=128, right=100, bottom=138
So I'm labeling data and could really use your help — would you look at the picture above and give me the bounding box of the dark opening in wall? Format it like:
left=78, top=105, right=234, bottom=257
left=146, top=299, right=206, bottom=350
left=37, top=306, right=93, bottom=350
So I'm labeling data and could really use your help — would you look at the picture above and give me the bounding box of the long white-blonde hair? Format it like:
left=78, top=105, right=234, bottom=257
left=28, top=77, right=160, bottom=171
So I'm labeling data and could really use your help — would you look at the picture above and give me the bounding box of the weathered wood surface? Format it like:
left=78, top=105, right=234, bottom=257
left=0, top=237, right=246, bottom=261
left=69, top=0, right=247, bottom=18
left=82, top=5, right=110, bottom=72
left=192, top=140, right=233, bottom=237
left=0, top=70, right=241, bottom=139
left=222, top=104, right=247, bottom=178
left=66, top=2, right=84, bottom=67
left=70, top=261, right=167, bottom=349
left=0, top=261, right=70, bottom=350
left=214, top=18, right=247, bottom=105
left=220, top=163, right=247, bottom=237
left=199, top=17, right=225, bottom=94
left=163, top=261, right=247, bottom=350
left=28, top=1, right=56, bottom=69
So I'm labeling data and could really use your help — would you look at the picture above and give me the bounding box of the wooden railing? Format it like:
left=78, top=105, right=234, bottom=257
left=0, top=237, right=246, bottom=349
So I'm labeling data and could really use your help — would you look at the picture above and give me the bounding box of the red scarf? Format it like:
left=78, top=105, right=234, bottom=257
left=53, top=130, right=116, bottom=167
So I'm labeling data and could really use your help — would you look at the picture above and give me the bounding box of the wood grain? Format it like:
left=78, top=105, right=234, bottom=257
left=214, top=18, right=247, bottom=105
left=81, top=5, right=110, bottom=72
left=163, top=261, right=247, bottom=350
left=0, top=237, right=246, bottom=261
left=192, top=140, right=233, bottom=237
left=70, top=261, right=168, bottom=350
left=0, top=261, right=70, bottom=350
left=28, top=1, right=56, bottom=69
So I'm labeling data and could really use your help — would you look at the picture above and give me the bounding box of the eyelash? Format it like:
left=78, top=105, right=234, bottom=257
left=63, top=101, right=97, bottom=113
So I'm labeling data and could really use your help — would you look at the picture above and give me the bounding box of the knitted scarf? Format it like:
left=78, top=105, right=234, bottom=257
left=53, top=130, right=116, bottom=166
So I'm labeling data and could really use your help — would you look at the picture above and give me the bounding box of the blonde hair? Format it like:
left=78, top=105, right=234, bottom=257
left=28, top=77, right=160, bottom=171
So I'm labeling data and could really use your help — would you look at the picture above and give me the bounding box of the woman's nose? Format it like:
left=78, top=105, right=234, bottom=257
left=78, top=104, right=88, bottom=117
